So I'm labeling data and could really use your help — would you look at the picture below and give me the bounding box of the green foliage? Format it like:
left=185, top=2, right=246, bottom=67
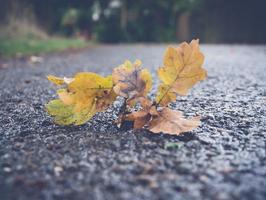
left=1, top=0, right=266, bottom=43
left=95, top=0, right=199, bottom=43
left=28, top=0, right=199, bottom=43
left=95, top=15, right=126, bottom=43
left=0, top=38, right=88, bottom=57
left=61, top=8, right=80, bottom=27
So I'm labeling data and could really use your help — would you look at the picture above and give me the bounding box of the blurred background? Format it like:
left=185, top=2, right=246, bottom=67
left=0, top=0, right=266, bottom=57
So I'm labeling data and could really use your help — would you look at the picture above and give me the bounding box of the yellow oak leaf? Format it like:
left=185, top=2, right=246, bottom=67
left=148, top=107, right=200, bottom=135
left=112, top=60, right=152, bottom=100
left=66, top=72, right=115, bottom=111
left=47, top=75, right=74, bottom=85
left=156, top=39, right=207, bottom=106
left=46, top=99, right=96, bottom=125
left=46, top=72, right=117, bottom=125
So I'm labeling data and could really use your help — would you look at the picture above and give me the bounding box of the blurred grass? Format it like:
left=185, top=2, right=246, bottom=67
left=0, top=37, right=88, bottom=58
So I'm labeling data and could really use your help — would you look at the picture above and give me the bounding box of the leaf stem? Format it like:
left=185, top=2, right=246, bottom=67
left=118, top=97, right=128, bottom=124
left=156, top=84, right=172, bottom=106
left=156, top=62, right=187, bottom=106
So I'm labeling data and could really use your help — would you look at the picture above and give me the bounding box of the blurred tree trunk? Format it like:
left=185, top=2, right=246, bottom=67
left=176, top=11, right=190, bottom=41
left=120, top=0, right=127, bottom=30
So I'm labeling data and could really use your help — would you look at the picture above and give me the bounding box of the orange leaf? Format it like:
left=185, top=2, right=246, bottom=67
left=126, top=110, right=151, bottom=129
left=148, top=107, right=200, bottom=135
left=125, top=97, right=154, bottom=129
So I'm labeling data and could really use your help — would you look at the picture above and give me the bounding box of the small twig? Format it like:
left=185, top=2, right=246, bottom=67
left=118, top=97, right=128, bottom=125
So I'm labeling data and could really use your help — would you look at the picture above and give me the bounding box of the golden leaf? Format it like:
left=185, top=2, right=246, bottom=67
left=46, top=99, right=97, bottom=125
left=46, top=72, right=117, bottom=125
left=148, top=107, right=200, bottom=135
left=112, top=60, right=152, bottom=100
left=156, top=39, right=207, bottom=106
left=66, top=73, right=115, bottom=111
left=47, top=75, right=74, bottom=85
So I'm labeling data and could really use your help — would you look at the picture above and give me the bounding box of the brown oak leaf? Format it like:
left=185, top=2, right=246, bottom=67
left=125, top=97, right=156, bottom=129
left=112, top=60, right=152, bottom=100
left=148, top=107, right=200, bottom=135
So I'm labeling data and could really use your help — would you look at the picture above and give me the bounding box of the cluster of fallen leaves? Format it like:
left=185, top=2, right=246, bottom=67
left=46, top=39, right=207, bottom=135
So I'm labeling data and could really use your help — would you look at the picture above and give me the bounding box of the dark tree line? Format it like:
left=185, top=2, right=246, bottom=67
left=0, top=0, right=265, bottom=43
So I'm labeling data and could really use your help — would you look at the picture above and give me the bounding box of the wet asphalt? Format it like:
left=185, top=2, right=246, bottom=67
left=0, top=44, right=266, bottom=200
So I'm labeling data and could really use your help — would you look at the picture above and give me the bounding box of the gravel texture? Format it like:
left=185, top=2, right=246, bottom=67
left=0, top=44, right=266, bottom=200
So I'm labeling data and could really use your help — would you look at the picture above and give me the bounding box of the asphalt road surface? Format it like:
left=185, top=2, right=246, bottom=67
left=0, top=44, right=265, bottom=200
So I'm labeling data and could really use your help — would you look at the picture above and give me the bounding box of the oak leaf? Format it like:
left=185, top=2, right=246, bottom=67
left=45, top=40, right=207, bottom=135
left=125, top=97, right=155, bottom=129
left=46, top=72, right=116, bottom=125
left=46, top=99, right=96, bottom=125
left=112, top=60, right=152, bottom=101
left=156, top=39, right=207, bottom=106
left=125, top=98, right=200, bottom=135
left=47, top=75, right=74, bottom=85
left=148, top=107, right=200, bottom=135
